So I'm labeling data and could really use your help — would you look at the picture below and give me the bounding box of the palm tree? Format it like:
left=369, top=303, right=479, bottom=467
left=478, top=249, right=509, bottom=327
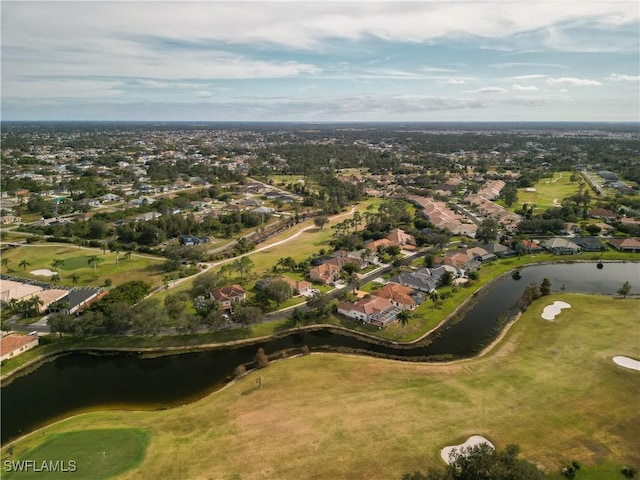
left=397, top=310, right=411, bottom=332
left=1, top=258, right=10, bottom=271
left=87, top=255, right=100, bottom=276
left=51, top=258, right=65, bottom=277
left=123, top=251, right=132, bottom=261
left=429, top=291, right=440, bottom=310
left=51, top=274, right=61, bottom=285
left=71, top=272, right=80, bottom=286
left=109, top=243, right=121, bottom=265
left=19, top=259, right=30, bottom=271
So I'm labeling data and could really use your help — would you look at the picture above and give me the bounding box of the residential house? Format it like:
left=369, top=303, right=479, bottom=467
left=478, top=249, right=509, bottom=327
left=480, top=243, right=516, bottom=258
left=373, top=283, right=416, bottom=310
left=276, top=276, right=313, bottom=296
left=517, top=239, right=543, bottom=253
left=543, top=238, right=581, bottom=255
left=608, top=238, right=640, bottom=252
left=337, top=296, right=402, bottom=328
left=465, top=246, right=496, bottom=263
left=588, top=208, right=617, bottom=221
left=0, top=334, right=39, bottom=362
left=240, top=198, right=262, bottom=207
left=386, top=228, right=417, bottom=250
left=573, top=237, right=604, bottom=252
left=210, top=285, right=247, bottom=311
left=334, top=249, right=379, bottom=265
left=308, top=263, right=341, bottom=284
left=179, top=235, right=211, bottom=246
left=389, top=268, right=445, bottom=293
left=365, top=238, right=394, bottom=253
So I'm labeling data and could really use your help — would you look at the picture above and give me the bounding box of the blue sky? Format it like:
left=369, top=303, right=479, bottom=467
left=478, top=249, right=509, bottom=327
left=2, top=1, right=639, bottom=121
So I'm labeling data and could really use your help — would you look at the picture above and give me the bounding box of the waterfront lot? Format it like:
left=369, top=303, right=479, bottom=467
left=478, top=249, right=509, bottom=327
left=4, top=294, right=637, bottom=480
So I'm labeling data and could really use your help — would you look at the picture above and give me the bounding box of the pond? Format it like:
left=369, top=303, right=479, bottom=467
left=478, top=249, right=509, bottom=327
left=2, top=261, right=638, bottom=443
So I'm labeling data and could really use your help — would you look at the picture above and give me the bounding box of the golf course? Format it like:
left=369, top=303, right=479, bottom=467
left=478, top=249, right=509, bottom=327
left=2, top=293, right=638, bottom=479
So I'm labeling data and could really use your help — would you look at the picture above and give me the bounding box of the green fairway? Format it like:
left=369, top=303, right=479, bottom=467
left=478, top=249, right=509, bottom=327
left=3, top=294, right=637, bottom=479
left=515, top=171, right=584, bottom=212
left=4, top=429, right=148, bottom=479
left=0, top=244, right=165, bottom=289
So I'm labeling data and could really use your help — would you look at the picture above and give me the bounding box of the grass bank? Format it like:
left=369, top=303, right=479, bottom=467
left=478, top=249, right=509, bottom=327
left=2, top=294, right=637, bottom=479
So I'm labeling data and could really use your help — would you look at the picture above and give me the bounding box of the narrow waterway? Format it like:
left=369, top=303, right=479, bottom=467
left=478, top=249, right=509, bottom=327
left=2, top=262, right=638, bottom=443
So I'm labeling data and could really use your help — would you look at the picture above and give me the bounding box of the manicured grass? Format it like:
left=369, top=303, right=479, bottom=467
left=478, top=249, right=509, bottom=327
left=3, top=294, right=637, bottom=479
left=4, top=429, right=149, bottom=479
left=515, top=171, right=584, bottom=212
left=0, top=244, right=166, bottom=289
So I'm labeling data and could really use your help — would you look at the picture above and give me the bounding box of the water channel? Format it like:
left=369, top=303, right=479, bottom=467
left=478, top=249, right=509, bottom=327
left=2, top=261, right=638, bottom=443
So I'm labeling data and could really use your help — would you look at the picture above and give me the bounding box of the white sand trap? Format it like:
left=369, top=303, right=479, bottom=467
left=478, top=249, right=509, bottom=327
left=541, top=301, right=571, bottom=321
left=613, top=356, right=640, bottom=371
left=440, top=435, right=495, bottom=464
left=30, top=269, right=56, bottom=277
left=525, top=187, right=537, bottom=192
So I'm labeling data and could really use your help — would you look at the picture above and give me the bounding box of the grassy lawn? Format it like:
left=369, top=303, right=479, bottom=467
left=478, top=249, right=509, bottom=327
left=3, top=294, right=637, bottom=479
left=515, top=171, right=583, bottom=212
left=0, top=244, right=166, bottom=289
left=4, top=429, right=149, bottom=480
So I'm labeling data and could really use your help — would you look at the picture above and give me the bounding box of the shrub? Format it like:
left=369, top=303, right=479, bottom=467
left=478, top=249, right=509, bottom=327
left=254, top=347, right=269, bottom=369
left=233, top=364, right=247, bottom=378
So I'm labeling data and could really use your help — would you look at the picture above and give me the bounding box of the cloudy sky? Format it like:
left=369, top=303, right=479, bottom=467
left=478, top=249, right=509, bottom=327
left=2, top=1, right=639, bottom=121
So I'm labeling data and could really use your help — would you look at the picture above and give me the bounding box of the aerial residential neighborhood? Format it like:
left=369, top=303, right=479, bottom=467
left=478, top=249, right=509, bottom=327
left=1, top=1, right=639, bottom=479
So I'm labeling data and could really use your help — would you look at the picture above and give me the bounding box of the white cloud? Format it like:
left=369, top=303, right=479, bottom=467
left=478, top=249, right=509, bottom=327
left=421, top=67, right=458, bottom=73
left=447, top=79, right=466, bottom=85
left=197, top=91, right=213, bottom=98
left=4, top=79, right=125, bottom=98
left=512, top=84, right=539, bottom=91
left=546, top=77, right=602, bottom=86
left=465, top=87, right=509, bottom=94
left=607, top=73, right=640, bottom=81
left=507, top=74, right=548, bottom=80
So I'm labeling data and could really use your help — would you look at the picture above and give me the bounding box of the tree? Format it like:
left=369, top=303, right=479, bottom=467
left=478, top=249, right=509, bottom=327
left=476, top=218, right=500, bottom=243
left=424, top=255, right=435, bottom=268
left=264, top=279, right=293, bottom=306
left=397, top=310, right=411, bottom=332
left=402, top=443, right=544, bottom=480
left=254, top=347, right=269, bottom=369
left=440, top=270, right=454, bottom=287
left=71, top=273, right=80, bottom=286
left=618, top=280, right=632, bottom=298
left=233, top=305, right=263, bottom=329
left=352, top=211, right=362, bottom=231
left=1, top=258, right=10, bottom=271
left=51, top=273, right=61, bottom=285
left=51, top=258, right=65, bottom=277
left=131, top=299, right=168, bottom=336
left=313, top=216, right=329, bottom=230
left=109, top=242, right=122, bottom=265
left=123, top=251, right=132, bottom=261
left=47, top=313, right=75, bottom=338
left=429, top=291, right=440, bottom=309
left=87, top=255, right=100, bottom=276
left=519, top=282, right=541, bottom=310
left=19, top=259, right=30, bottom=271
left=540, top=278, right=552, bottom=296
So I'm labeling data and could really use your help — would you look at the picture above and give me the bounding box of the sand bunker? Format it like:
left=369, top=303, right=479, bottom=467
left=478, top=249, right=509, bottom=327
left=613, top=356, right=640, bottom=371
left=440, top=435, right=494, bottom=464
left=525, top=187, right=537, bottom=192
left=541, top=301, right=571, bottom=321
left=30, top=269, right=56, bottom=277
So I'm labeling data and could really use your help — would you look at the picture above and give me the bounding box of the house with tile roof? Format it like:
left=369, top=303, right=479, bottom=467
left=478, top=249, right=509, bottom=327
left=337, top=296, right=402, bottom=328
left=308, top=263, right=341, bottom=285
left=373, top=283, right=416, bottom=310
left=1, top=333, right=39, bottom=362
left=210, top=284, right=247, bottom=311
left=543, top=238, right=581, bottom=255
left=275, top=276, right=313, bottom=296
left=386, top=228, right=417, bottom=250
left=608, top=237, right=640, bottom=252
